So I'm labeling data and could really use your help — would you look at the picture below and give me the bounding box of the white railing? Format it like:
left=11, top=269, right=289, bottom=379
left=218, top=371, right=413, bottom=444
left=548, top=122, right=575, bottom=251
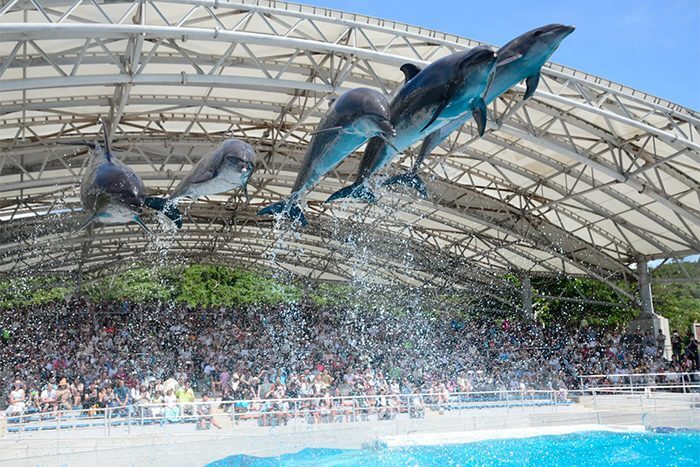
left=579, top=372, right=700, bottom=391
left=4, top=384, right=699, bottom=437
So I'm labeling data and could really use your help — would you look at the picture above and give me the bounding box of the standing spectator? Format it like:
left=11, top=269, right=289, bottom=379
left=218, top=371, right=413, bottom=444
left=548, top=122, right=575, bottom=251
left=687, top=337, right=699, bottom=370
left=671, top=331, right=683, bottom=360
left=656, top=329, right=666, bottom=358
left=196, top=394, right=222, bottom=430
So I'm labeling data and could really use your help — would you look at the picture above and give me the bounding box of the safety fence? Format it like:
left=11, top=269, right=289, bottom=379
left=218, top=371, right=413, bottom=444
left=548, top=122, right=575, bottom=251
left=579, top=372, right=700, bottom=391
left=4, top=383, right=700, bottom=437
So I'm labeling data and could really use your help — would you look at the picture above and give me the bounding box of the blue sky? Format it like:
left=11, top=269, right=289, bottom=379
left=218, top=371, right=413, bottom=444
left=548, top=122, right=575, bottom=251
left=305, top=0, right=700, bottom=110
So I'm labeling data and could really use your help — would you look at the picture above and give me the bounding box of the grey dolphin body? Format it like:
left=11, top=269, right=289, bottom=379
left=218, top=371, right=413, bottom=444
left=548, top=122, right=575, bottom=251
left=257, top=87, right=394, bottom=226
left=78, top=122, right=150, bottom=231
left=325, top=46, right=498, bottom=203
left=144, top=138, right=257, bottom=228
left=383, top=24, right=575, bottom=197
left=169, top=139, right=256, bottom=200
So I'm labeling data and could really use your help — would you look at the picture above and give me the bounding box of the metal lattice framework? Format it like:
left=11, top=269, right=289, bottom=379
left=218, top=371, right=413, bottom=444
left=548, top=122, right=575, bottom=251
left=1, top=0, right=699, bottom=300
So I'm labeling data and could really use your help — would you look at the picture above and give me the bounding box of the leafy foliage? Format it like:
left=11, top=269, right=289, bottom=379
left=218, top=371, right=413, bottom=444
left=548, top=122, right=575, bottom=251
left=176, top=264, right=302, bottom=307
left=1, top=260, right=696, bottom=332
left=651, top=261, right=700, bottom=333
left=530, top=276, right=638, bottom=328
left=0, top=276, right=71, bottom=309
left=85, top=268, right=177, bottom=303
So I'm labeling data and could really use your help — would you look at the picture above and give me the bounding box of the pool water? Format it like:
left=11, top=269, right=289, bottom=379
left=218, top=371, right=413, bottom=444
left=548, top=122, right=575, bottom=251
left=207, top=430, right=700, bottom=466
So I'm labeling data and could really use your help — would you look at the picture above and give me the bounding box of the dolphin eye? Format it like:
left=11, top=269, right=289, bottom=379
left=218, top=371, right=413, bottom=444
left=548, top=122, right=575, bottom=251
left=534, top=30, right=543, bottom=37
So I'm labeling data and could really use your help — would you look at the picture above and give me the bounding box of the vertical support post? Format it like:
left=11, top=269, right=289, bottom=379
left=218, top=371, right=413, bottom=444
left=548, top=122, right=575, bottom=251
left=522, top=275, right=533, bottom=320
left=637, top=260, right=654, bottom=317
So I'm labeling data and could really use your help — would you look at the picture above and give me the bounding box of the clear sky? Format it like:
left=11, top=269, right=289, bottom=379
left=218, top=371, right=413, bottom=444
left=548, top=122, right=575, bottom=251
left=304, top=0, right=700, bottom=110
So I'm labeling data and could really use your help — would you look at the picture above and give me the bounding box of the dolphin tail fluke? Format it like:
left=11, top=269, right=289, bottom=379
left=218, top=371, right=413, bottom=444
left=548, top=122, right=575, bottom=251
left=524, top=73, right=540, bottom=100
left=325, top=183, right=377, bottom=204
left=145, top=196, right=183, bottom=229
left=257, top=200, right=308, bottom=226
left=382, top=173, right=428, bottom=198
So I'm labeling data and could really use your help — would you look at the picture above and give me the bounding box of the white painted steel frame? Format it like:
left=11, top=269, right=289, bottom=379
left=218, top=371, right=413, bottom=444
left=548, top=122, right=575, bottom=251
left=0, top=0, right=698, bottom=303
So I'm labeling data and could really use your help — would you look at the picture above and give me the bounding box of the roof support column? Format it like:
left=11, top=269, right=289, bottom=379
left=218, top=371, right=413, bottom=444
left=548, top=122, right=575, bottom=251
left=637, top=259, right=654, bottom=317
left=522, top=275, right=534, bottom=320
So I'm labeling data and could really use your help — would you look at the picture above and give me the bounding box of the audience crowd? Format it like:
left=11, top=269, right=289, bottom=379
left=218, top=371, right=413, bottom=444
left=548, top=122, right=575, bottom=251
left=2, top=300, right=699, bottom=420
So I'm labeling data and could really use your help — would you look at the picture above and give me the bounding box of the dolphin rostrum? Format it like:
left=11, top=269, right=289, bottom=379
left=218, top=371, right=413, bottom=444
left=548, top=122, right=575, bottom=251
left=383, top=24, right=575, bottom=197
left=257, top=87, right=394, bottom=226
left=76, top=120, right=174, bottom=232
left=324, top=45, right=498, bottom=204
left=144, top=138, right=257, bottom=228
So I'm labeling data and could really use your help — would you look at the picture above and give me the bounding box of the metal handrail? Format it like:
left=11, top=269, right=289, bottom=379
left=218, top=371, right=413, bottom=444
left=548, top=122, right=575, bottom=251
left=5, top=384, right=700, bottom=436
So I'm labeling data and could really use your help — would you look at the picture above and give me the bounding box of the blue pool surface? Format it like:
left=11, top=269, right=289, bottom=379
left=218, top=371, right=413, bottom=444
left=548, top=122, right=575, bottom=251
left=207, top=430, right=700, bottom=466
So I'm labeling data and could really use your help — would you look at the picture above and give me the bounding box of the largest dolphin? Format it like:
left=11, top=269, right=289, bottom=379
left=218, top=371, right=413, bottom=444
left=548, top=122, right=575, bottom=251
left=325, top=46, right=498, bottom=203
left=76, top=121, right=172, bottom=232
left=257, top=87, right=394, bottom=226
left=383, top=24, right=575, bottom=197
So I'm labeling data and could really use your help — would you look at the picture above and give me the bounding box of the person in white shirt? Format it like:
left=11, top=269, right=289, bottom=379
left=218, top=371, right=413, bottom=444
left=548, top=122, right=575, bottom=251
left=40, top=384, right=57, bottom=412
left=5, top=380, right=26, bottom=416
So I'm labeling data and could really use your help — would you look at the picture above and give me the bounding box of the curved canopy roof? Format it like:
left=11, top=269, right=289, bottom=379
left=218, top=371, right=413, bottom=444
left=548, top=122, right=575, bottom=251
left=1, top=0, right=699, bottom=298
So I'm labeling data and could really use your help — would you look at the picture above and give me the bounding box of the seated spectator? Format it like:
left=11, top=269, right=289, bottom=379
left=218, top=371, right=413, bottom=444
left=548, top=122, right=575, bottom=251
left=40, top=382, right=57, bottom=412
left=176, top=381, right=196, bottom=415
left=55, top=378, right=73, bottom=410
left=5, top=379, right=26, bottom=416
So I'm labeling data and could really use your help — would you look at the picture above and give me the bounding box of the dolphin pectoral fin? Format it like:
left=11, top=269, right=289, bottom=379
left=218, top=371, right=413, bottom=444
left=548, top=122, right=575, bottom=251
left=133, top=215, right=152, bottom=234
left=145, top=196, right=183, bottom=229
left=242, top=184, right=251, bottom=204
left=413, top=130, right=441, bottom=174
left=382, top=173, right=429, bottom=198
left=326, top=184, right=376, bottom=204
left=472, top=97, right=487, bottom=137
left=421, top=100, right=449, bottom=133
left=311, top=126, right=344, bottom=136
left=400, top=63, right=422, bottom=83
left=524, top=73, right=541, bottom=100
left=257, top=200, right=307, bottom=226
left=76, top=213, right=102, bottom=232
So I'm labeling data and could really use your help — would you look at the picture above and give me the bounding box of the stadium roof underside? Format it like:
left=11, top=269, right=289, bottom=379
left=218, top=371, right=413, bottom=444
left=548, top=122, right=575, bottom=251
left=1, top=0, right=699, bottom=301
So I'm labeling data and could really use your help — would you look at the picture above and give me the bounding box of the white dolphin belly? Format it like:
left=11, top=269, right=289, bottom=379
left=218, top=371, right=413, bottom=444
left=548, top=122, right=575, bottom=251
left=184, top=165, right=245, bottom=199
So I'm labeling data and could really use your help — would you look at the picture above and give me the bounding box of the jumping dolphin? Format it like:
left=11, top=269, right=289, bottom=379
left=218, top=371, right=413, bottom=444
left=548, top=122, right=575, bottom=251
left=383, top=24, right=575, bottom=197
left=324, top=46, right=498, bottom=204
left=76, top=121, right=155, bottom=232
left=257, top=88, right=394, bottom=226
left=144, top=138, right=257, bottom=228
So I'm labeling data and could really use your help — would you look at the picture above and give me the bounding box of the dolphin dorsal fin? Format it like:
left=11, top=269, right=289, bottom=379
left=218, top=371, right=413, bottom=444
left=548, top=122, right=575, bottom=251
left=400, top=63, right=422, bottom=84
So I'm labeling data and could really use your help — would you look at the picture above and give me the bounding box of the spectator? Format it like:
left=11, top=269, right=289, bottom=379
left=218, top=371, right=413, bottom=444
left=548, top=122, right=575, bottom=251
left=671, top=331, right=683, bottom=360
left=5, top=379, right=26, bottom=416
left=656, top=329, right=666, bottom=358
left=196, top=394, right=221, bottom=430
